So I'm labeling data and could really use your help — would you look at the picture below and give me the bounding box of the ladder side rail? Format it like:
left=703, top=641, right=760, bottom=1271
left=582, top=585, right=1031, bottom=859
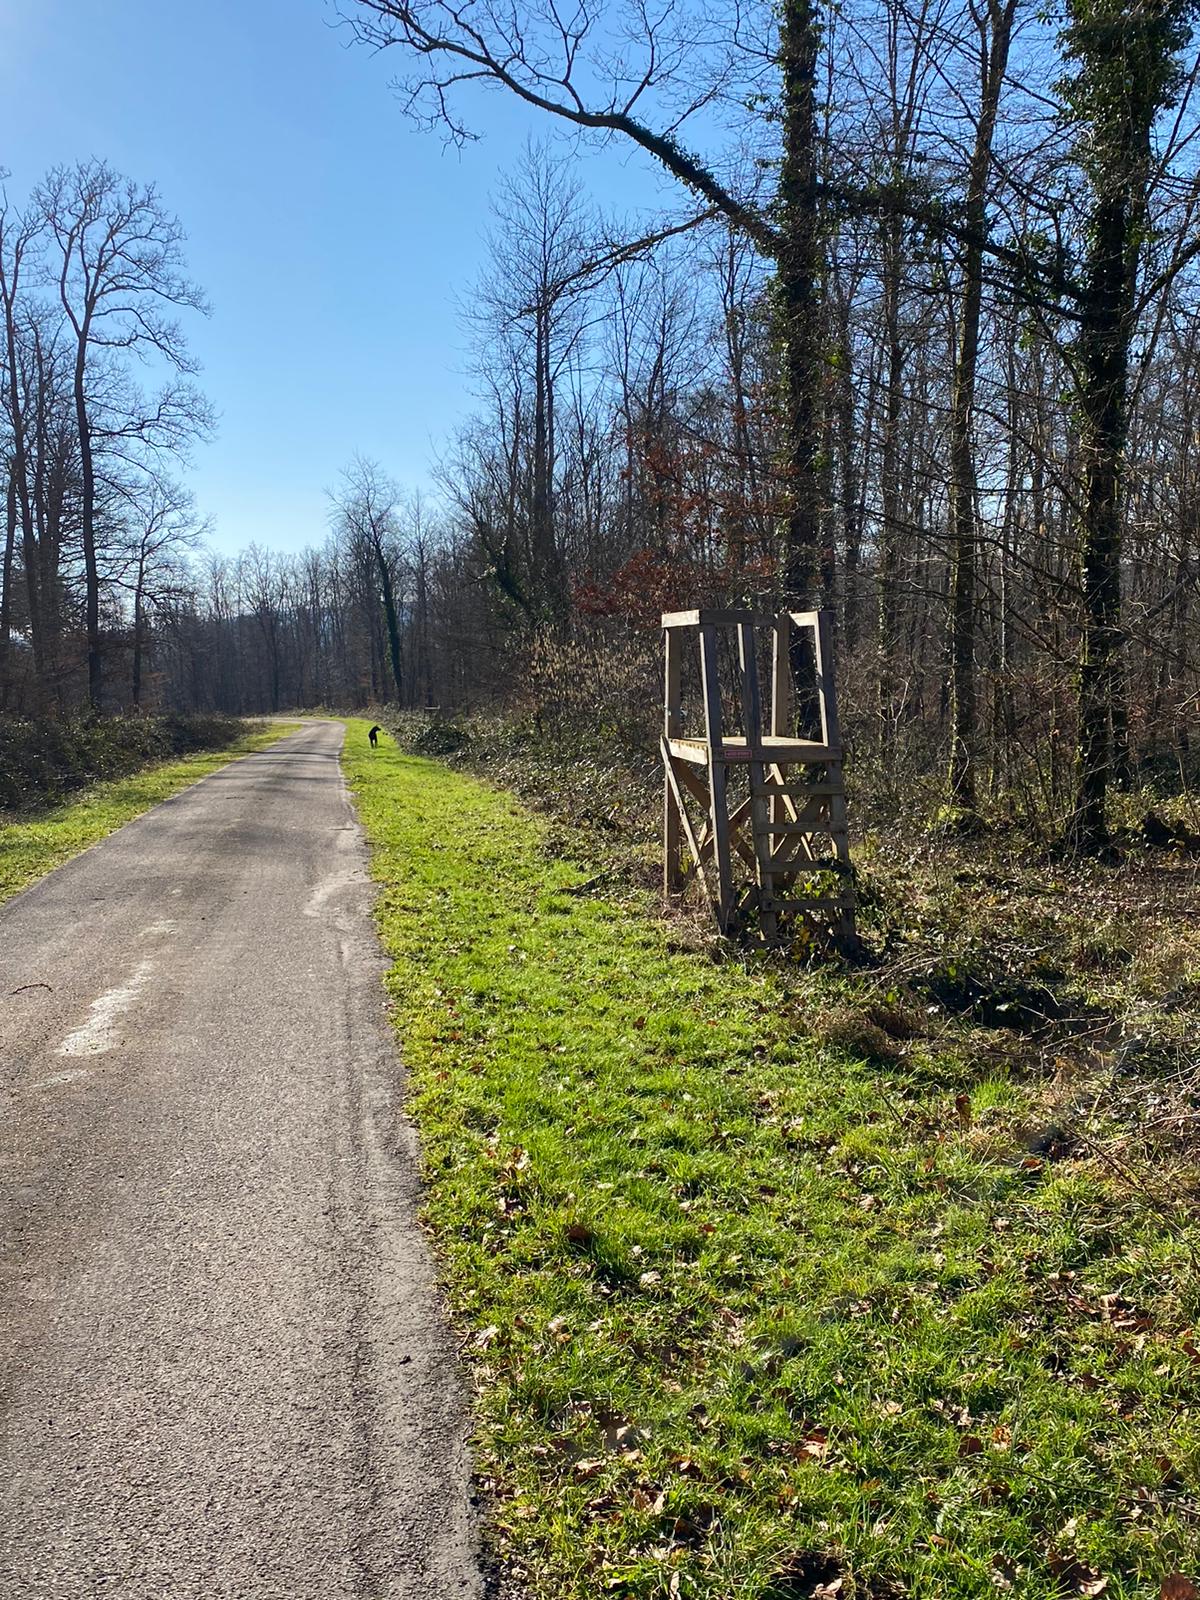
left=662, top=626, right=685, bottom=893
left=737, top=620, right=777, bottom=941
left=699, top=624, right=736, bottom=931
left=810, top=609, right=842, bottom=754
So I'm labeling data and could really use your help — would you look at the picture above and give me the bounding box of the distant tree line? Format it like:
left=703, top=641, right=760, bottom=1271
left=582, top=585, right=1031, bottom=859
left=6, top=0, right=1200, bottom=853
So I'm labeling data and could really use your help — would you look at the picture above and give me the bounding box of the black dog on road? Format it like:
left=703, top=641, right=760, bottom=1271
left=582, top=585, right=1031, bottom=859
left=368, top=724, right=381, bottom=749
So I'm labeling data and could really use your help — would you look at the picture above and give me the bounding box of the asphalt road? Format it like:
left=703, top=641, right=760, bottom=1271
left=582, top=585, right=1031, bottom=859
left=0, top=722, right=484, bottom=1599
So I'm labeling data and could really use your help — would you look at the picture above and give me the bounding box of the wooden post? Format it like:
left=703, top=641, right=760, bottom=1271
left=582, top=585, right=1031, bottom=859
left=698, top=625, right=735, bottom=930
left=769, top=615, right=791, bottom=849
left=811, top=609, right=854, bottom=946
left=738, top=620, right=778, bottom=942
left=771, top=616, right=791, bottom=738
left=736, top=622, right=764, bottom=755
left=663, top=626, right=684, bottom=893
left=811, top=609, right=841, bottom=752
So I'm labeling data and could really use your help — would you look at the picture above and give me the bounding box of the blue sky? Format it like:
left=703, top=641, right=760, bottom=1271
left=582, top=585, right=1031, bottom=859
left=0, top=0, right=665, bottom=554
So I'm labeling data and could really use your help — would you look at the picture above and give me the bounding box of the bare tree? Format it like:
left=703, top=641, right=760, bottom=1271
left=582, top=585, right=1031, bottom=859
left=342, top=0, right=832, bottom=611
left=0, top=182, right=46, bottom=694
left=945, top=0, right=1019, bottom=809
left=109, top=476, right=203, bottom=708
left=470, top=145, right=592, bottom=627
left=331, top=458, right=407, bottom=703
left=38, top=159, right=208, bottom=708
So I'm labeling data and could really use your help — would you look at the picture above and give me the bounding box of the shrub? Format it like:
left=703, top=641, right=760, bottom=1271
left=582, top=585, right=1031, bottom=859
left=0, top=712, right=247, bottom=811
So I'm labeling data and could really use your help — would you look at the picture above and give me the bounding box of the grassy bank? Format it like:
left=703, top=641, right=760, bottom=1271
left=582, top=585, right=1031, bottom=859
left=0, top=711, right=266, bottom=810
left=344, top=719, right=1200, bottom=1600
left=0, top=720, right=297, bottom=905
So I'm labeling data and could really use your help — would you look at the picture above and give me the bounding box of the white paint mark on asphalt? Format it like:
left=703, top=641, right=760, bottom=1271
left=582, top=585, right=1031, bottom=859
left=57, top=961, right=155, bottom=1057
left=140, top=919, right=177, bottom=939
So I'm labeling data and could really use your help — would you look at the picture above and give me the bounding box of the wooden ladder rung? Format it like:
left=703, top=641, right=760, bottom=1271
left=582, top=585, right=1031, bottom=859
left=754, top=778, right=842, bottom=798
left=756, top=820, right=835, bottom=836
left=769, top=895, right=857, bottom=912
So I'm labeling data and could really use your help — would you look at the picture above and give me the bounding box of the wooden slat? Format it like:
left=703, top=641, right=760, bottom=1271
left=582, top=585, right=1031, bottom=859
left=770, top=617, right=790, bottom=739
left=660, top=740, right=716, bottom=916
left=666, top=737, right=709, bottom=766
left=664, top=627, right=682, bottom=740
left=733, top=832, right=758, bottom=870
left=767, top=840, right=816, bottom=874
left=755, top=777, right=842, bottom=798
left=699, top=626, right=735, bottom=930
left=771, top=896, right=856, bottom=912
left=663, top=629, right=684, bottom=892
left=666, top=737, right=838, bottom=766
left=738, top=619, right=776, bottom=943
left=757, top=809, right=832, bottom=837
left=763, top=761, right=800, bottom=828
left=768, top=618, right=791, bottom=846
left=707, top=795, right=755, bottom=870
left=736, top=620, right=765, bottom=757
left=812, top=608, right=842, bottom=753
left=664, top=771, right=684, bottom=892
left=662, top=608, right=775, bottom=630
left=675, top=761, right=711, bottom=807
left=726, top=794, right=755, bottom=836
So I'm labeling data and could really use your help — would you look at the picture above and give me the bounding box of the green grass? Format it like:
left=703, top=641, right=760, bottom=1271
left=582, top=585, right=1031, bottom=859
left=0, top=720, right=299, bottom=905
left=343, top=719, right=1200, bottom=1600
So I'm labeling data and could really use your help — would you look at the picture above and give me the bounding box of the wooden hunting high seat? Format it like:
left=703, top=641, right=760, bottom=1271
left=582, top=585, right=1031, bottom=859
left=661, top=608, right=855, bottom=948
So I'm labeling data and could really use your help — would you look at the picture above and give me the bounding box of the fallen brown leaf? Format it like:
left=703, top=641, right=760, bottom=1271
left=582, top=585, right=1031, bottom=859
left=1048, top=1549, right=1108, bottom=1596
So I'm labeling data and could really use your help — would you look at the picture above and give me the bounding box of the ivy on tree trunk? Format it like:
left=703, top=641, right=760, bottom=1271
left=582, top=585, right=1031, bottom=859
left=1059, top=0, right=1198, bottom=852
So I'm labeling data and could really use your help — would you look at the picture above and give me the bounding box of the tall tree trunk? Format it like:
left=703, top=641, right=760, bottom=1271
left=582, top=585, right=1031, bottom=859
left=268, top=620, right=281, bottom=712
left=374, top=540, right=404, bottom=703
left=414, top=544, right=433, bottom=707
left=878, top=225, right=904, bottom=737
left=777, top=0, right=826, bottom=733
left=531, top=301, right=562, bottom=626
left=721, top=238, right=763, bottom=565
left=946, top=0, right=1017, bottom=808
left=0, top=471, right=15, bottom=705
left=1069, top=192, right=1132, bottom=852
left=1059, top=0, right=1191, bottom=851
left=778, top=0, right=822, bottom=610
left=131, top=553, right=147, bottom=710
left=2, top=290, right=43, bottom=695
left=72, top=338, right=102, bottom=710
left=834, top=294, right=863, bottom=652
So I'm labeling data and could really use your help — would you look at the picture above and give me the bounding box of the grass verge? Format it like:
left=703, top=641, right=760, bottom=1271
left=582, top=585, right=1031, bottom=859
left=0, top=720, right=299, bottom=905
left=344, top=719, right=1200, bottom=1600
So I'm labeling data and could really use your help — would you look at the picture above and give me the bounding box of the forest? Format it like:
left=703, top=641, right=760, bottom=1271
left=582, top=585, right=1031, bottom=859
left=5, top=0, right=1200, bottom=855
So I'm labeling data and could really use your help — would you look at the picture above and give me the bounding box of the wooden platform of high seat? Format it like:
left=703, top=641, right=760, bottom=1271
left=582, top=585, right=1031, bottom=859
left=661, top=607, right=855, bottom=950
left=666, top=736, right=839, bottom=766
